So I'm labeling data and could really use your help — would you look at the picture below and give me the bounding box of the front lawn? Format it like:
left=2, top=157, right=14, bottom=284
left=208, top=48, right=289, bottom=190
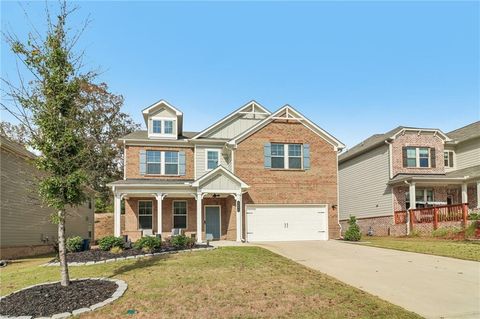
left=360, top=237, right=480, bottom=262
left=0, top=247, right=420, bottom=318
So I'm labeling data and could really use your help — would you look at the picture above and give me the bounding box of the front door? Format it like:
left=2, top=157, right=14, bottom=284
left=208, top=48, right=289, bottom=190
left=205, top=206, right=221, bottom=240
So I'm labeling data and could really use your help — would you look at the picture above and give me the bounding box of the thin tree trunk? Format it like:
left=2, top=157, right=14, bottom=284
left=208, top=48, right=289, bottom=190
left=58, top=209, right=70, bottom=286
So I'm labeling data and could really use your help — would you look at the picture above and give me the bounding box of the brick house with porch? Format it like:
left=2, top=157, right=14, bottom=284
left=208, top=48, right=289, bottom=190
left=108, top=100, right=344, bottom=243
left=338, top=121, right=480, bottom=236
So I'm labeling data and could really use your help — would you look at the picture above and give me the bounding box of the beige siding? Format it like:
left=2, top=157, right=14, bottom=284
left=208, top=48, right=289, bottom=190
left=339, top=144, right=392, bottom=220
left=454, top=137, right=480, bottom=170
left=195, top=146, right=230, bottom=178
left=207, top=117, right=264, bottom=139
left=147, top=107, right=178, bottom=137
left=201, top=174, right=240, bottom=191
left=0, top=147, right=94, bottom=248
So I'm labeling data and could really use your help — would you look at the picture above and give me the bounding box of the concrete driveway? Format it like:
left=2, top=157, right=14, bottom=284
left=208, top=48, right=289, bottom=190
left=257, top=240, right=480, bottom=319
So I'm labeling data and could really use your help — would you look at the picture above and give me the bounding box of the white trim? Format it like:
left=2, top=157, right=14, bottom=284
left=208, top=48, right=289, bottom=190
left=138, top=200, right=153, bottom=230
left=204, top=205, right=222, bottom=239
left=476, top=181, right=480, bottom=209
left=405, top=146, right=431, bottom=168
left=148, top=117, right=176, bottom=139
left=142, top=99, right=183, bottom=116
left=205, top=148, right=221, bottom=172
left=392, top=128, right=451, bottom=141
left=443, top=150, right=455, bottom=169
left=172, top=200, right=188, bottom=229
left=145, top=150, right=180, bottom=176
left=200, top=189, right=241, bottom=194
left=228, top=105, right=345, bottom=149
left=192, top=165, right=249, bottom=188
left=191, top=100, right=271, bottom=139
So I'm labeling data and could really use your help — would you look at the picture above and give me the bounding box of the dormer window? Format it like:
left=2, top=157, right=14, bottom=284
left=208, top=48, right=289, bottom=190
left=152, top=120, right=162, bottom=133
left=149, top=118, right=176, bottom=137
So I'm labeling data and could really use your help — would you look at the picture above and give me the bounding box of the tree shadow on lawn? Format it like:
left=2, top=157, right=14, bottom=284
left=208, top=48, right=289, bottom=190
left=109, top=254, right=171, bottom=278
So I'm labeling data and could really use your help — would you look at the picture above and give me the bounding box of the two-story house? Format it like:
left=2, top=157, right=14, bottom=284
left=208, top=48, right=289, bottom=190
left=108, top=100, right=345, bottom=242
left=338, top=121, right=480, bottom=236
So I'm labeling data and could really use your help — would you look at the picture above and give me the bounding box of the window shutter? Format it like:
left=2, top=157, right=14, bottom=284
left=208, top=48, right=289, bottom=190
left=179, top=151, right=186, bottom=175
left=449, top=152, right=454, bottom=168
left=139, top=150, right=147, bottom=175
left=430, top=148, right=436, bottom=168
left=303, top=144, right=310, bottom=170
left=264, top=143, right=271, bottom=168
left=402, top=147, right=407, bottom=167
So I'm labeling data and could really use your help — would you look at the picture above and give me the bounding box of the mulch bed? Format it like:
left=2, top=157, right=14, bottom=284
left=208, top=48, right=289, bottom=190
left=0, top=279, right=117, bottom=317
left=64, top=244, right=208, bottom=263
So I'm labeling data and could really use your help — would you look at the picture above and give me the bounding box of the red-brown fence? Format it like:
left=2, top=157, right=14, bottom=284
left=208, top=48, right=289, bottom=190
left=394, top=203, right=468, bottom=230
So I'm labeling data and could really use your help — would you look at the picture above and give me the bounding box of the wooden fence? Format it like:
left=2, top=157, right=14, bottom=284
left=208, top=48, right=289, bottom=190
left=394, top=203, right=468, bottom=230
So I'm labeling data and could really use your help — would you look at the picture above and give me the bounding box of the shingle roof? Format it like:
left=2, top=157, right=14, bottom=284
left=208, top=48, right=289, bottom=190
left=445, top=165, right=480, bottom=179
left=338, top=126, right=404, bottom=163
left=120, top=130, right=198, bottom=140
left=0, top=135, right=36, bottom=159
left=447, top=121, right=480, bottom=143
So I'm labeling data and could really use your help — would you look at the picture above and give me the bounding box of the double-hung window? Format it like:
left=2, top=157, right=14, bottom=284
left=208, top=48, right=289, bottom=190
left=406, top=189, right=434, bottom=209
left=271, top=143, right=302, bottom=169
left=152, top=120, right=162, bottom=134
left=405, top=147, right=430, bottom=168
left=146, top=151, right=161, bottom=174
left=165, top=151, right=179, bottom=175
left=444, top=151, right=454, bottom=168
left=206, top=150, right=220, bottom=170
left=164, top=120, right=173, bottom=134
left=138, top=200, right=153, bottom=229
left=271, top=144, right=285, bottom=168
left=173, top=201, right=187, bottom=229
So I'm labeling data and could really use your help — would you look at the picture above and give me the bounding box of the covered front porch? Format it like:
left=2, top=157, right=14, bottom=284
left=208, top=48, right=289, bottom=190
left=109, top=166, right=249, bottom=243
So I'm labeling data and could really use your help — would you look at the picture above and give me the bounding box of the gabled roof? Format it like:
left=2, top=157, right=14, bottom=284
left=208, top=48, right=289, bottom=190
left=120, top=130, right=196, bottom=141
left=227, top=104, right=345, bottom=150
left=192, top=165, right=249, bottom=188
left=142, top=99, right=183, bottom=117
left=447, top=121, right=480, bottom=143
left=191, top=100, right=270, bottom=139
left=339, top=126, right=450, bottom=163
left=0, top=135, right=36, bottom=159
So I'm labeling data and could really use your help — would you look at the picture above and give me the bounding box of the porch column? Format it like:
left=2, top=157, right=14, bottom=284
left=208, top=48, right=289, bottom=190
left=409, top=182, right=416, bottom=210
left=461, top=182, right=468, bottom=204
left=235, top=192, right=242, bottom=242
left=477, top=181, right=480, bottom=208
left=196, top=191, right=203, bottom=243
left=156, top=193, right=166, bottom=236
left=114, top=193, right=122, bottom=237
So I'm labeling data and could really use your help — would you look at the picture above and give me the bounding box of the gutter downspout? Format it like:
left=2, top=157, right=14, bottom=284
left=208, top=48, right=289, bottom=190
left=337, top=149, right=342, bottom=237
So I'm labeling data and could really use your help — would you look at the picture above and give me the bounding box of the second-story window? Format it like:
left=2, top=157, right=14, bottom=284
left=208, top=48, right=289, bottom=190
left=271, top=144, right=285, bottom=168
left=146, top=150, right=161, bottom=174
left=405, top=147, right=430, bottom=168
left=165, top=151, right=179, bottom=175
left=271, top=143, right=303, bottom=169
left=444, top=151, right=454, bottom=168
left=288, top=144, right=302, bottom=169
left=206, top=150, right=219, bottom=170
left=164, top=120, right=173, bottom=134
left=152, top=120, right=162, bottom=134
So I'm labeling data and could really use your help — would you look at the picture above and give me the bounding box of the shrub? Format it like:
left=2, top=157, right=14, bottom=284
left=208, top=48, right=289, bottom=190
left=110, top=246, right=124, bottom=254
left=468, top=212, right=480, bottom=220
left=408, top=229, right=421, bottom=238
left=344, top=216, right=361, bottom=241
left=465, top=221, right=479, bottom=238
left=170, top=234, right=189, bottom=249
left=134, top=236, right=162, bottom=253
left=432, top=226, right=462, bottom=239
left=98, top=236, right=124, bottom=251
left=66, top=236, right=83, bottom=253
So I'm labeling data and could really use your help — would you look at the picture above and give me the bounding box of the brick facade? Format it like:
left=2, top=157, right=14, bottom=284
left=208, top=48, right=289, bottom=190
left=340, top=215, right=393, bottom=237
left=235, top=120, right=340, bottom=239
left=391, top=131, right=445, bottom=176
left=125, top=145, right=194, bottom=179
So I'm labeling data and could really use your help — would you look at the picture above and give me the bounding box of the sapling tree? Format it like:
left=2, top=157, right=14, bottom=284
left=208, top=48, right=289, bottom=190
left=2, top=2, right=90, bottom=286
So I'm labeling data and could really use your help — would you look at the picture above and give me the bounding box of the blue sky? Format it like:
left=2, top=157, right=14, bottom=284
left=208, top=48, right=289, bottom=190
left=1, top=1, right=479, bottom=148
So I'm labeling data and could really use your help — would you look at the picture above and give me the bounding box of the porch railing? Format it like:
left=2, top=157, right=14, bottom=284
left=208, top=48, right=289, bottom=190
left=394, top=203, right=468, bottom=230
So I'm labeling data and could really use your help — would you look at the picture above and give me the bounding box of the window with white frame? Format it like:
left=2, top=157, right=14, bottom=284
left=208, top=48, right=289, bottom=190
left=152, top=120, right=162, bottom=134
left=150, top=118, right=175, bottom=136
left=405, top=147, right=430, bottom=168
left=165, top=151, right=179, bottom=175
left=444, top=151, right=454, bottom=168
left=271, top=143, right=303, bottom=169
left=405, top=189, right=434, bottom=209
left=138, top=200, right=153, bottom=229
left=146, top=151, right=161, bottom=174
left=173, top=201, right=187, bottom=229
left=206, top=150, right=219, bottom=170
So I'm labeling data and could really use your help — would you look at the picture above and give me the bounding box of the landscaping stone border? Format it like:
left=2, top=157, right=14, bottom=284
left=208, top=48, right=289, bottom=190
left=0, top=278, right=127, bottom=319
left=41, top=246, right=216, bottom=267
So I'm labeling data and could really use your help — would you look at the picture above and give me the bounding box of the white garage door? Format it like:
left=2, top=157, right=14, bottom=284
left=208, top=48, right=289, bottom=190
left=246, top=204, right=328, bottom=242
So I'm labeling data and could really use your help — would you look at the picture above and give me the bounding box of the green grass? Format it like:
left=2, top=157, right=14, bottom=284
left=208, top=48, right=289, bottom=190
left=0, top=247, right=420, bottom=318
left=360, top=237, right=480, bottom=261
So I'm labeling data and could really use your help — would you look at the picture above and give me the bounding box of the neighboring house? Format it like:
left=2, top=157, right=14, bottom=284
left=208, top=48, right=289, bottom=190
left=338, top=121, right=480, bottom=236
left=108, top=100, right=345, bottom=242
left=0, top=136, right=95, bottom=259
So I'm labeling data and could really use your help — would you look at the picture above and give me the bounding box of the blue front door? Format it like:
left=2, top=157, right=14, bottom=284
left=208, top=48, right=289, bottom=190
left=205, top=206, right=221, bottom=239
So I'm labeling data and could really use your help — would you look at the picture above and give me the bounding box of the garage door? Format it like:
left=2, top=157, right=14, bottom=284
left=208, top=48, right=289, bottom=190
left=246, top=204, right=328, bottom=242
